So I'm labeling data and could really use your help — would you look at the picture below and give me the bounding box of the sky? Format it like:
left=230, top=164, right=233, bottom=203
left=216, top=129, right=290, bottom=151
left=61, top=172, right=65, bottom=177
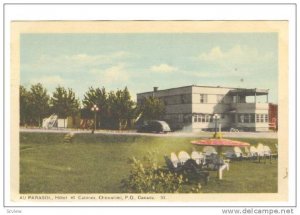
left=20, top=33, right=278, bottom=103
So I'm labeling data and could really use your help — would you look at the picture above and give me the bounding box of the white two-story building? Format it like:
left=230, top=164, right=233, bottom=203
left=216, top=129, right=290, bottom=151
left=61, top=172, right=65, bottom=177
left=137, top=85, right=270, bottom=132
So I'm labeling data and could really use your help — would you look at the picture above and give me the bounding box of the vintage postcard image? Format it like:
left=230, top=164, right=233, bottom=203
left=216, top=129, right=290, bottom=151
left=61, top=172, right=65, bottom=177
left=10, top=21, right=288, bottom=203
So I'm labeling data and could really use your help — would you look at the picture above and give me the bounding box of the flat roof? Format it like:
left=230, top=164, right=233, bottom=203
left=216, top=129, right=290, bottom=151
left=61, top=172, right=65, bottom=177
left=137, top=85, right=269, bottom=95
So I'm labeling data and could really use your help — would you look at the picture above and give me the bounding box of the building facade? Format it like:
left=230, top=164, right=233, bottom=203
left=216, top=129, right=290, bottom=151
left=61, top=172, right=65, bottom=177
left=269, top=103, right=278, bottom=131
left=137, top=85, right=270, bottom=132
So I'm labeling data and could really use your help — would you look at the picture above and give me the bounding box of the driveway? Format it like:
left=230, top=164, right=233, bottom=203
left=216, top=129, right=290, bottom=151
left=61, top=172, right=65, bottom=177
left=20, top=128, right=278, bottom=139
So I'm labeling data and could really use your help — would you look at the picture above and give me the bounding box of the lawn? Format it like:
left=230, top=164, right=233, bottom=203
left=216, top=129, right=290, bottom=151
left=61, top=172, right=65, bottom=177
left=19, top=132, right=278, bottom=193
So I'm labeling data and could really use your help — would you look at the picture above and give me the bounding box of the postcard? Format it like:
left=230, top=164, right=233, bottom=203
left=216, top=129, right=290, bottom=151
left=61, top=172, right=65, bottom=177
left=10, top=20, right=288, bottom=204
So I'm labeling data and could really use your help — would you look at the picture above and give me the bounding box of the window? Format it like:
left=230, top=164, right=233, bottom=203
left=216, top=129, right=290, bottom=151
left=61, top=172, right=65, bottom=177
left=238, top=114, right=255, bottom=123
left=205, top=115, right=211, bottom=122
left=256, top=114, right=260, bottom=123
left=256, top=114, right=267, bottom=123
left=264, top=114, right=268, bottom=123
left=197, top=115, right=202, bottom=122
left=194, top=116, right=197, bottom=123
left=260, top=114, right=264, bottom=123
left=239, top=114, right=245, bottom=123
left=244, top=114, right=250, bottom=123
left=200, top=94, right=207, bottom=103
left=250, top=114, right=255, bottom=123
left=193, top=114, right=211, bottom=123
left=201, top=115, right=205, bottom=122
left=210, top=115, right=213, bottom=122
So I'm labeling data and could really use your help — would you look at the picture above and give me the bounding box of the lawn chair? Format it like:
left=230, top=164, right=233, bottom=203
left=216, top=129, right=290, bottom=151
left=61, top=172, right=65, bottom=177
left=263, top=145, right=273, bottom=163
left=170, top=152, right=180, bottom=168
left=164, top=155, right=210, bottom=184
left=263, top=145, right=271, bottom=156
left=234, top=147, right=243, bottom=158
left=191, top=151, right=205, bottom=166
left=257, top=143, right=265, bottom=157
left=204, top=154, right=225, bottom=170
left=244, top=147, right=250, bottom=156
left=178, top=151, right=191, bottom=165
left=225, top=147, right=243, bottom=160
left=257, top=143, right=271, bottom=163
left=249, top=146, right=258, bottom=160
left=204, top=154, right=229, bottom=180
left=184, top=159, right=210, bottom=184
left=203, top=146, right=217, bottom=156
left=164, top=155, right=185, bottom=173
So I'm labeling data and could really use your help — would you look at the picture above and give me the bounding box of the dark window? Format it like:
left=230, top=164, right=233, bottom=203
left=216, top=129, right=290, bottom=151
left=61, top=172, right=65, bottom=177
left=200, top=94, right=207, bottom=103
left=238, top=114, right=245, bottom=123
left=264, top=114, right=268, bottom=123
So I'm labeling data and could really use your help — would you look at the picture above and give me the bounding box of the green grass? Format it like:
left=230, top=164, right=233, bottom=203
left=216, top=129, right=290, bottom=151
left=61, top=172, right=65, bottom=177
left=20, top=132, right=278, bottom=193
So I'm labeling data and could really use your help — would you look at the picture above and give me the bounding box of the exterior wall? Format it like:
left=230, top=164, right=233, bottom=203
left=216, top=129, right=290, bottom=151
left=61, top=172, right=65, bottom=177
left=165, top=104, right=192, bottom=114
left=231, top=103, right=269, bottom=113
left=192, top=103, right=231, bottom=114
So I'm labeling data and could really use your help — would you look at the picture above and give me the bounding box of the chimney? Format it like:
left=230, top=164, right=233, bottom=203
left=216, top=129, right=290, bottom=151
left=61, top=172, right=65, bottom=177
left=153, top=87, right=158, bottom=92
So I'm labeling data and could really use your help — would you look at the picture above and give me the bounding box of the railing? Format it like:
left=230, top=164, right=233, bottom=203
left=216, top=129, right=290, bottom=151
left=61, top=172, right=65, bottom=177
left=230, top=103, right=268, bottom=111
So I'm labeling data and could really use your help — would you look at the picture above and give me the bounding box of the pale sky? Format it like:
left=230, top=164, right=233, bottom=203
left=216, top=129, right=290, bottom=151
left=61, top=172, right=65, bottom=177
left=20, top=33, right=278, bottom=103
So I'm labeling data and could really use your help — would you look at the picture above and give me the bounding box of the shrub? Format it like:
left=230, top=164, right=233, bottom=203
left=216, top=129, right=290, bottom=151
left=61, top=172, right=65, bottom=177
left=121, top=152, right=202, bottom=193
left=63, top=132, right=74, bottom=143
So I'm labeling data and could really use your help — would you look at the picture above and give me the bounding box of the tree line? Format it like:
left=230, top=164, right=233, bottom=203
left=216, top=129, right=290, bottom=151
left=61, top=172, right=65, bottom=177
left=20, top=83, right=165, bottom=130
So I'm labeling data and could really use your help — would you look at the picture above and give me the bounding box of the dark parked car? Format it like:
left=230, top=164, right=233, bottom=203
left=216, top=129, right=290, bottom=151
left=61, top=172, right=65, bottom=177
left=137, top=120, right=171, bottom=133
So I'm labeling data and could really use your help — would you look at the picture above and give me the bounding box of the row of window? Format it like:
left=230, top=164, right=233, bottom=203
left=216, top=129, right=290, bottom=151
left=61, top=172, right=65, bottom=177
left=193, top=114, right=226, bottom=123
left=256, top=114, right=269, bottom=123
left=192, top=113, right=269, bottom=124
left=194, top=114, right=214, bottom=123
left=139, top=94, right=267, bottom=106
left=238, top=114, right=268, bottom=123
left=163, top=113, right=269, bottom=124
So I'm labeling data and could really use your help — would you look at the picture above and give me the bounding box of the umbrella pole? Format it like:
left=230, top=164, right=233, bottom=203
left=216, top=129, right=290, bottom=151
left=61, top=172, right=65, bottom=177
left=217, top=146, right=223, bottom=179
left=217, top=146, right=223, bottom=157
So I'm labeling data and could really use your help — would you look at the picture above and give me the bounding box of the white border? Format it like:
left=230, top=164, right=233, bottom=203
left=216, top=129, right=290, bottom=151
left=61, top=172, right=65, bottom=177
left=2, top=2, right=297, bottom=211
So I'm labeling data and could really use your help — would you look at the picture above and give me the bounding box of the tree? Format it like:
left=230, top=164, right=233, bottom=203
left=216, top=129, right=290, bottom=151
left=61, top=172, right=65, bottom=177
left=108, top=87, right=135, bottom=130
left=51, top=86, right=80, bottom=127
left=28, top=83, right=50, bottom=127
left=82, top=86, right=136, bottom=130
left=137, top=96, right=165, bottom=121
left=19, top=85, right=30, bottom=126
left=82, top=87, right=108, bottom=128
